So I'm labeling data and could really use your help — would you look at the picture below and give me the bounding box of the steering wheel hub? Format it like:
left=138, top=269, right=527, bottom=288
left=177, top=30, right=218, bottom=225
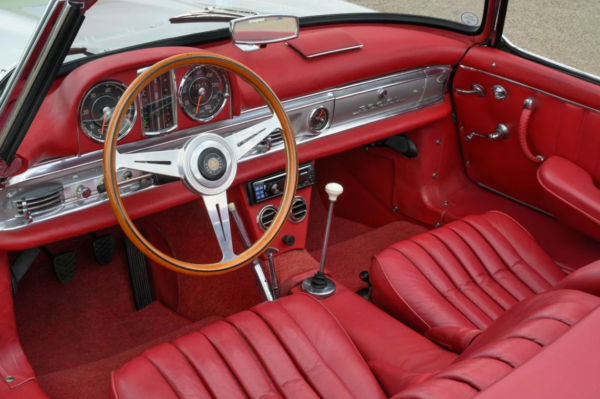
left=199, top=148, right=227, bottom=181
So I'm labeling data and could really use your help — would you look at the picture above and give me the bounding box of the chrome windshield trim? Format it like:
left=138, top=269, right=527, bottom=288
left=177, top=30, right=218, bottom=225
left=0, top=0, right=70, bottom=149
left=459, top=65, right=600, bottom=114
left=502, top=36, right=600, bottom=85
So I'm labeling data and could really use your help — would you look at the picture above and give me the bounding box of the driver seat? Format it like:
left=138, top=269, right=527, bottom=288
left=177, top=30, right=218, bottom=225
left=110, top=289, right=600, bottom=399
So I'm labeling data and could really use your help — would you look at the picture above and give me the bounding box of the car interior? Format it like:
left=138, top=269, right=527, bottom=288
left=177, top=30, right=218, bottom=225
left=1, top=0, right=600, bottom=398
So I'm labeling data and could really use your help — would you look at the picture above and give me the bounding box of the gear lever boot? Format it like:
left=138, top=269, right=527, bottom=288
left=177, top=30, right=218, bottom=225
left=302, top=183, right=343, bottom=298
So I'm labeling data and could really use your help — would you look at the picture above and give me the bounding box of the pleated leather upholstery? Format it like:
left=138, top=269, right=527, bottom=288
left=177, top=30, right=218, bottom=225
left=371, top=211, right=568, bottom=333
left=110, top=294, right=387, bottom=399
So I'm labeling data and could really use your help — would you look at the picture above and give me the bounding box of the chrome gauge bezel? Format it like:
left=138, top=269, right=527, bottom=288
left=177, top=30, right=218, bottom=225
left=78, top=80, right=138, bottom=143
left=136, top=68, right=178, bottom=137
left=178, top=65, right=230, bottom=123
left=308, top=106, right=331, bottom=133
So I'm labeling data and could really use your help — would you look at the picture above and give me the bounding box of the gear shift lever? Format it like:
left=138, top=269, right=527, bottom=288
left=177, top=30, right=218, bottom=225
left=302, top=183, right=343, bottom=297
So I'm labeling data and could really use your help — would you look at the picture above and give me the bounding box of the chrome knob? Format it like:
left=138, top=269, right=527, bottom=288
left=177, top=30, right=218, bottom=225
left=77, top=185, right=92, bottom=198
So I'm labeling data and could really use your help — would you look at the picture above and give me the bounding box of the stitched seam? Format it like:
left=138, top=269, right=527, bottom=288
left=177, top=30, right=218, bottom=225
left=170, top=342, right=216, bottom=399
left=470, top=354, right=516, bottom=369
left=431, top=228, right=511, bottom=313
left=447, top=221, right=530, bottom=301
left=406, top=237, right=491, bottom=329
left=140, top=352, right=183, bottom=399
left=223, top=318, right=284, bottom=399
left=373, top=253, right=431, bottom=329
left=192, top=331, right=249, bottom=398
left=251, top=300, right=357, bottom=399
left=432, top=375, right=481, bottom=392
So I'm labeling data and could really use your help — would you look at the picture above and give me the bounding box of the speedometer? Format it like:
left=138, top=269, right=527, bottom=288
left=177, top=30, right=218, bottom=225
left=178, top=65, right=229, bottom=122
left=79, top=81, right=136, bottom=142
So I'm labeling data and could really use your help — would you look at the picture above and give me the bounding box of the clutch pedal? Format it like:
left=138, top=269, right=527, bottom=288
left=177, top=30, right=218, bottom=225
left=42, top=247, right=76, bottom=284
left=90, top=233, right=115, bottom=266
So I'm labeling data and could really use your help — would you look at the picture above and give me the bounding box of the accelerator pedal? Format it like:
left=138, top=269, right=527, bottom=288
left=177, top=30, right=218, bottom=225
left=42, top=247, right=76, bottom=284
left=125, top=238, right=153, bottom=310
left=90, top=233, right=115, bottom=266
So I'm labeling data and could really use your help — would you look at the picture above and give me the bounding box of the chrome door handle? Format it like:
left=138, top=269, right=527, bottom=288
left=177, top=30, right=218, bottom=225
left=465, top=124, right=509, bottom=141
left=455, top=83, right=485, bottom=97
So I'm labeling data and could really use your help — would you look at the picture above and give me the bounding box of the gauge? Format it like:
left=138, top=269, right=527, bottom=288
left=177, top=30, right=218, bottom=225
left=178, top=65, right=229, bottom=122
left=79, top=81, right=137, bottom=142
left=309, top=107, right=330, bottom=132
left=138, top=69, right=177, bottom=137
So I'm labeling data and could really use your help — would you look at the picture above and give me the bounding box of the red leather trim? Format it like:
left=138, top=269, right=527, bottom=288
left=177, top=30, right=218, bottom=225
left=554, top=259, right=600, bottom=297
left=286, top=28, right=362, bottom=58
left=0, top=253, right=48, bottom=398
left=538, top=156, right=600, bottom=240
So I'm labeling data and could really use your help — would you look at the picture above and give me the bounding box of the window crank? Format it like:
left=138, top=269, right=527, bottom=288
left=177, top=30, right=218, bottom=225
left=454, top=83, right=485, bottom=97
left=465, top=124, right=509, bottom=141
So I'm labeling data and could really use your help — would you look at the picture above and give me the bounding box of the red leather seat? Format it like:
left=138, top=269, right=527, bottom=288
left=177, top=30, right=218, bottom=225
left=111, top=288, right=600, bottom=399
left=370, top=211, right=600, bottom=333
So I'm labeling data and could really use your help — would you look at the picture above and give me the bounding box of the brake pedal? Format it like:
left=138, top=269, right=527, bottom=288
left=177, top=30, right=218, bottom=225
left=125, top=238, right=153, bottom=310
left=90, top=233, right=115, bottom=266
left=42, top=247, right=76, bottom=284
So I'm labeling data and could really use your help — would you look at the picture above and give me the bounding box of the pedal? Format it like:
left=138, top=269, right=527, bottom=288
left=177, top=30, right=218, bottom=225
left=90, top=233, right=115, bottom=266
left=125, top=238, right=153, bottom=310
left=42, top=247, right=76, bottom=284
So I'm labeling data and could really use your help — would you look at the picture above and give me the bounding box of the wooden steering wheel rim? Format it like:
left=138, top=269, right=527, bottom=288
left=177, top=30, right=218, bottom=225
left=103, top=53, right=298, bottom=275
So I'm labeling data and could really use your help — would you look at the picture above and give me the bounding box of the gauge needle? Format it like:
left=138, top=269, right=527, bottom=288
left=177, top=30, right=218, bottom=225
left=195, top=94, right=203, bottom=115
left=100, top=115, right=107, bottom=138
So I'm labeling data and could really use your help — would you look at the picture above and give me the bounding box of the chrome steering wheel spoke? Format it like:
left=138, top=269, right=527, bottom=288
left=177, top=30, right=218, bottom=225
left=202, top=191, right=236, bottom=262
left=115, top=149, right=183, bottom=178
left=224, top=115, right=282, bottom=160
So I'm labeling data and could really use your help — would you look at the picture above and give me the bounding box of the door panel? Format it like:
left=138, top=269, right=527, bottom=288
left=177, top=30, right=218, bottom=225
left=454, top=47, right=600, bottom=215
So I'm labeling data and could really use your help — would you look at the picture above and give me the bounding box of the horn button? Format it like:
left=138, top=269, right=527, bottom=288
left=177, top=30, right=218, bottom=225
left=198, top=148, right=227, bottom=181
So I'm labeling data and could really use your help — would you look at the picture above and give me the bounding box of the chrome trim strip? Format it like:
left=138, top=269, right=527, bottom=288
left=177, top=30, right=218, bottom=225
left=305, top=44, right=363, bottom=59
left=459, top=65, right=600, bottom=114
left=503, top=36, right=600, bottom=85
left=0, top=0, right=69, bottom=147
left=477, top=183, right=554, bottom=218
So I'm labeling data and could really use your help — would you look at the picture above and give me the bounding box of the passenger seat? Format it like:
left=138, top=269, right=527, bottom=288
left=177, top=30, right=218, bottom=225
left=370, top=211, right=600, bottom=333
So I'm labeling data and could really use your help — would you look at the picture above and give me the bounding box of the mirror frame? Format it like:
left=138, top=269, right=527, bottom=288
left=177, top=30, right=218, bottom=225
left=230, top=15, right=299, bottom=45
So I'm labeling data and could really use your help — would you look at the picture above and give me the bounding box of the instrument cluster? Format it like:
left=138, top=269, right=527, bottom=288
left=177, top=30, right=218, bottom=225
left=78, top=65, right=230, bottom=142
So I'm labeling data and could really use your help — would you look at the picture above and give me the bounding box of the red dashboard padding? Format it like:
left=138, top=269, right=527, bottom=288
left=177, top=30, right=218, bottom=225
left=286, top=28, right=362, bottom=58
left=538, top=156, right=600, bottom=241
left=370, top=211, right=568, bottom=333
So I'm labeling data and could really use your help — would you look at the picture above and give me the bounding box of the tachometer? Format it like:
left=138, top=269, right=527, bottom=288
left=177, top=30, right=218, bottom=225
left=178, top=65, right=229, bottom=122
left=79, top=81, right=137, bottom=142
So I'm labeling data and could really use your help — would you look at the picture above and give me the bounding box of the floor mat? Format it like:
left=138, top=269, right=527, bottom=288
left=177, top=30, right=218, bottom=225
left=306, top=188, right=373, bottom=252
left=311, top=221, right=429, bottom=291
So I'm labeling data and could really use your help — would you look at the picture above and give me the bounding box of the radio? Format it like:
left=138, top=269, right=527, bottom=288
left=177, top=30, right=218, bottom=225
left=246, top=162, right=316, bottom=205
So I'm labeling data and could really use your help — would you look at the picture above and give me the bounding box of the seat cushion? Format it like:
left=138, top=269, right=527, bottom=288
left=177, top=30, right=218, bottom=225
left=370, top=211, right=568, bottom=333
left=110, top=293, right=387, bottom=399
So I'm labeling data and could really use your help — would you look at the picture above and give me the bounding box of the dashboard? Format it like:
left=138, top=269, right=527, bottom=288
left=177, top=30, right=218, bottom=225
left=0, top=24, right=470, bottom=249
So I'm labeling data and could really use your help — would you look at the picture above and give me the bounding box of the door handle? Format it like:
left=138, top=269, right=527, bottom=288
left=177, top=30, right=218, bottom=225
left=465, top=124, right=509, bottom=141
left=455, top=83, right=485, bottom=97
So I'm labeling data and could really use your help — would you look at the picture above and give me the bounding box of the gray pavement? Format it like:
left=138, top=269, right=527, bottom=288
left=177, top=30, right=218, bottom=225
left=346, top=0, right=600, bottom=78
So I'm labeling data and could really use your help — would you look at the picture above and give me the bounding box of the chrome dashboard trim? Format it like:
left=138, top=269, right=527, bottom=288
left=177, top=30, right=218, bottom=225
left=459, top=65, right=600, bottom=114
left=304, top=44, right=363, bottom=59
left=136, top=68, right=179, bottom=137
left=0, top=65, right=451, bottom=230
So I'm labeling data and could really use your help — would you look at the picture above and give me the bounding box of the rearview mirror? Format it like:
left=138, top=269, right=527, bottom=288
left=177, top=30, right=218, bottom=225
left=230, top=15, right=299, bottom=45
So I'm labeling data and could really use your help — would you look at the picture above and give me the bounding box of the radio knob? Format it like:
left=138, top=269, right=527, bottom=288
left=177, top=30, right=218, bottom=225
left=269, top=183, right=280, bottom=195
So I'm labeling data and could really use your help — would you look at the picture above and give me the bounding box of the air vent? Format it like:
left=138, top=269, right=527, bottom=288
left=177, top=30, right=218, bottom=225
left=268, top=129, right=283, bottom=147
left=257, top=204, right=278, bottom=231
left=289, top=196, right=308, bottom=223
left=12, top=182, right=64, bottom=222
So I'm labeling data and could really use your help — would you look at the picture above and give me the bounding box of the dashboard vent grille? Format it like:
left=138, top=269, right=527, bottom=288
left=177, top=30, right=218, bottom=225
left=12, top=183, right=64, bottom=220
left=289, top=196, right=308, bottom=223
left=257, top=204, right=278, bottom=231
left=268, top=129, right=283, bottom=147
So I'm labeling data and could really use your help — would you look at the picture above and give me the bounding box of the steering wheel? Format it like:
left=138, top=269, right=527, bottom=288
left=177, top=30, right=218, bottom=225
left=102, top=53, right=298, bottom=275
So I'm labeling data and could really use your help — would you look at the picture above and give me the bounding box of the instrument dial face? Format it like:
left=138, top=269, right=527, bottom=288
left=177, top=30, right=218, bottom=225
left=178, top=65, right=229, bottom=122
left=309, top=107, right=330, bottom=132
left=139, top=70, right=177, bottom=136
left=79, top=81, right=136, bottom=142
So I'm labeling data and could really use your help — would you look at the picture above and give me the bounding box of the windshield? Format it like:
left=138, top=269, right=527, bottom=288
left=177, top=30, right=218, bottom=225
left=1, top=0, right=486, bottom=73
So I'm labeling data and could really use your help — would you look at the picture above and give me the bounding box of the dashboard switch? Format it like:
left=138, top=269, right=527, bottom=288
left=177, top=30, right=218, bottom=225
left=76, top=186, right=92, bottom=199
left=282, top=235, right=295, bottom=246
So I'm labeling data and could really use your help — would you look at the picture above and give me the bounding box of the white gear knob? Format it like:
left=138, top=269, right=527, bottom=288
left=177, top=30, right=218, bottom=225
left=325, top=183, right=343, bottom=202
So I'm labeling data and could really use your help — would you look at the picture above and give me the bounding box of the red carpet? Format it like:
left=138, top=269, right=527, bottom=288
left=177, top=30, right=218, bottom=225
left=311, top=221, right=429, bottom=291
